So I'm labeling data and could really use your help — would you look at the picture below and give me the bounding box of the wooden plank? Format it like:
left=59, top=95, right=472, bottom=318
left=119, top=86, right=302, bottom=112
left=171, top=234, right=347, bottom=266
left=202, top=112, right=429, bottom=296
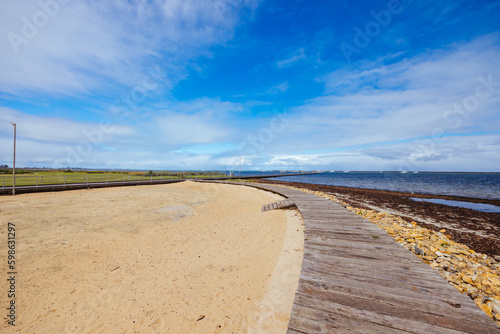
left=302, top=246, right=424, bottom=268
left=298, top=275, right=481, bottom=314
left=297, top=274, right=481, bottom=314
left=300, top=255, right=453, bottom=284
left=299, top=267, right=481, bottom=310
left=293, top=291, right=495, bottom=333
left=290, top=298, right=468, bottom=334
left=288, top=303, right=464, bottom=334
left=262, top=199, right=296, bottom=212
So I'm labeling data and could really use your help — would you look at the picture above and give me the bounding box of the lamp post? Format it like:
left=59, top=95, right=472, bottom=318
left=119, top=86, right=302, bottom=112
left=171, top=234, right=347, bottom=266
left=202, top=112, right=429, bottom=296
left=10, top=122, right=16, bottom=195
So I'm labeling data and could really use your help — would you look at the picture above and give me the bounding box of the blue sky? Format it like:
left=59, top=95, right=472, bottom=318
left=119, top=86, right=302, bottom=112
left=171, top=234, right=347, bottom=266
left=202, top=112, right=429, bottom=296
left=1, top=0, right=499, bottom=171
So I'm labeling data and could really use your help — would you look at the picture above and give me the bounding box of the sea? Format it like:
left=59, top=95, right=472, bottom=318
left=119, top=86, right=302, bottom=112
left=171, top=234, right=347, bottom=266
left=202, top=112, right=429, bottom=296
left=269, top=172, right=500, bottom=201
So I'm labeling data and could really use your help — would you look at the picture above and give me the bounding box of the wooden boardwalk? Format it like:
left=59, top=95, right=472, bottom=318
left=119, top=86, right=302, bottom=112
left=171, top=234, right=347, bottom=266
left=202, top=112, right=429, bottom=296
left=247, top=183, right=500, bottom=333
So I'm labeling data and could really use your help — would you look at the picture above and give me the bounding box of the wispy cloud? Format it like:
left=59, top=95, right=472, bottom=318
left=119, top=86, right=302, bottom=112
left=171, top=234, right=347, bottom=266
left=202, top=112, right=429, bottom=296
left=0, top=0, right=260, bottom=97
left=0, top=107, right=134, bottom=144
left=276, top=48, right=307, bottom=68
left=285, top=35, right=500, bottom=150
left=266, top=82, right=289, bottom=94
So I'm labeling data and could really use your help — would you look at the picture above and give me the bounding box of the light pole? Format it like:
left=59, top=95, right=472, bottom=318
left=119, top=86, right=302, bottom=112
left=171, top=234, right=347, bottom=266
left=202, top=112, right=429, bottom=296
left=10, top=122, right=16, bottom=195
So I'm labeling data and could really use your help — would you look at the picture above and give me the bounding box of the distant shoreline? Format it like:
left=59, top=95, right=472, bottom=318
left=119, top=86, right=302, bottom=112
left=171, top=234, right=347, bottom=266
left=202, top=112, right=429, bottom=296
left=1, top=167, right=499, bottom=174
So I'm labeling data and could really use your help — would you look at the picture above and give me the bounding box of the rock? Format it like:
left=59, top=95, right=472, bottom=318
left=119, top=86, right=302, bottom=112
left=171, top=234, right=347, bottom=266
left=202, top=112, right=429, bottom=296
left=423, top=255, right=436, bottom=262
left=458, top=248, right=471, bottom=256
left=414, top=245, right=424, bottom=256
left=442, top=263, right=458, bottom=273
left=438, top=239, right=450, bottom=247
left=463, top=285, right=479, bottom=294
left=447, top=246, right=463, bottom=255
left=489, top=299, right=500, bottom=315
left=470, top=292, right=481, bottom=300
left=461, top=275, right=475, bottom=285
left=435, top=251, right=443, bottom=257
left=436, top=256, right=448, bottom=263
left=429, top=262, right=441, bottom=269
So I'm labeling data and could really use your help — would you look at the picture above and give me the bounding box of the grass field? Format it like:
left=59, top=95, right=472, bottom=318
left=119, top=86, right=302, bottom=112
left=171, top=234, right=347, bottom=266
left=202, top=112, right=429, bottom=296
left=0, top=170, right=229, bottom=187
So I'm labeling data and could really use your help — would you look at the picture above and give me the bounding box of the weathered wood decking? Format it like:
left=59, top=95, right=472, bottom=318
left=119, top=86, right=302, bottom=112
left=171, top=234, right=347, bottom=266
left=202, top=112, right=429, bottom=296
left=262, top=198, right=296, bottom=212
left=249, top=183, right=499, bottom=333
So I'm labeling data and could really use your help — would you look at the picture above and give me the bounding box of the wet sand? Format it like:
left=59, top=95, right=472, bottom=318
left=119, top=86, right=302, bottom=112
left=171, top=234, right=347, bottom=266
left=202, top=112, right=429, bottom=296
left=0, top=181, right=304, bottom=333
left=254, top=179, right=500, bottom=260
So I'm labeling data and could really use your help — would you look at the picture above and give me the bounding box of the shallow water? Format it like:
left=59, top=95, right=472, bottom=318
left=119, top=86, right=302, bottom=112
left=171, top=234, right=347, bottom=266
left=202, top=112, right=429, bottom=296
left=271, top=172, right=500, bottom=200
left=410, top=198, right=500, bottom=213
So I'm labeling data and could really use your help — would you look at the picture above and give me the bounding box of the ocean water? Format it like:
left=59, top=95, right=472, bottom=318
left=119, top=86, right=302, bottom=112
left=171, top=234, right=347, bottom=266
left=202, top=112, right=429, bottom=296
left=410, top=198, right=500, bottom=213
left=270, top=172, right=500, bottom=200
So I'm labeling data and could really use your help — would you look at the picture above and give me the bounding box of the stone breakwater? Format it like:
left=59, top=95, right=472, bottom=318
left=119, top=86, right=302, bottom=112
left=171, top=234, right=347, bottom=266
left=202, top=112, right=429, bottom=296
left=278, top=185, right=500, bottom=325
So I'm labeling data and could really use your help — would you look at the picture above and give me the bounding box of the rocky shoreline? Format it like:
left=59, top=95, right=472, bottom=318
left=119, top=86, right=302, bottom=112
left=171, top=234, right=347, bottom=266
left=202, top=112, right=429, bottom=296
left=253, top=179, right=500, bottom=325
left=253, top=179, right=500, bottom=259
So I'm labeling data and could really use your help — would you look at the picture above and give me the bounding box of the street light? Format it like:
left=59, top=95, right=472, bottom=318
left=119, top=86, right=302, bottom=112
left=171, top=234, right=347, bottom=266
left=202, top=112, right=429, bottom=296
left=10, top=122, right=16, bottom=195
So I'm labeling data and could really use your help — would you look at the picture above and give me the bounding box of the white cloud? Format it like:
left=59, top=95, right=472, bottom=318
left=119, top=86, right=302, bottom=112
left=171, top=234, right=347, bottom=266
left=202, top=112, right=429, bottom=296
left=0, top=107, right=138, bottom=167
left=148, top=98, right=244, bottom=146
left=276, top=48, right=307, bottom=68
left=153, top=113, right=229, bottom=145
left=280, top=36, right=500, bottom=153
left=0, top=0, right=260, bottom=96
left=266, top=81, right=289, bottom=94
left=0, top=107, right=134, bottom=144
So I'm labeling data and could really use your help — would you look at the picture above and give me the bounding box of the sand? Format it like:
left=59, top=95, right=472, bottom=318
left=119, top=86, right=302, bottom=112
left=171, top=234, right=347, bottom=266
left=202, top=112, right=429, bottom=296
left=0, top=181, right=304, bottom=333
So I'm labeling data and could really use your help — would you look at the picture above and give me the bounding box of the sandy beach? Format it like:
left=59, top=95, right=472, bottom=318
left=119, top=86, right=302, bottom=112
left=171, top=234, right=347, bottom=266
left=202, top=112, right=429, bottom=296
left=0, top=181, right=304, bottom=333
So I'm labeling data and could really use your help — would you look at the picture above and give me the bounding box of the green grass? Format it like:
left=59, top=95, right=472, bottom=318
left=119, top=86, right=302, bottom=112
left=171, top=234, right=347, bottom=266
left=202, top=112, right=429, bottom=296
left=0, top=170, right=230, bottom=187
